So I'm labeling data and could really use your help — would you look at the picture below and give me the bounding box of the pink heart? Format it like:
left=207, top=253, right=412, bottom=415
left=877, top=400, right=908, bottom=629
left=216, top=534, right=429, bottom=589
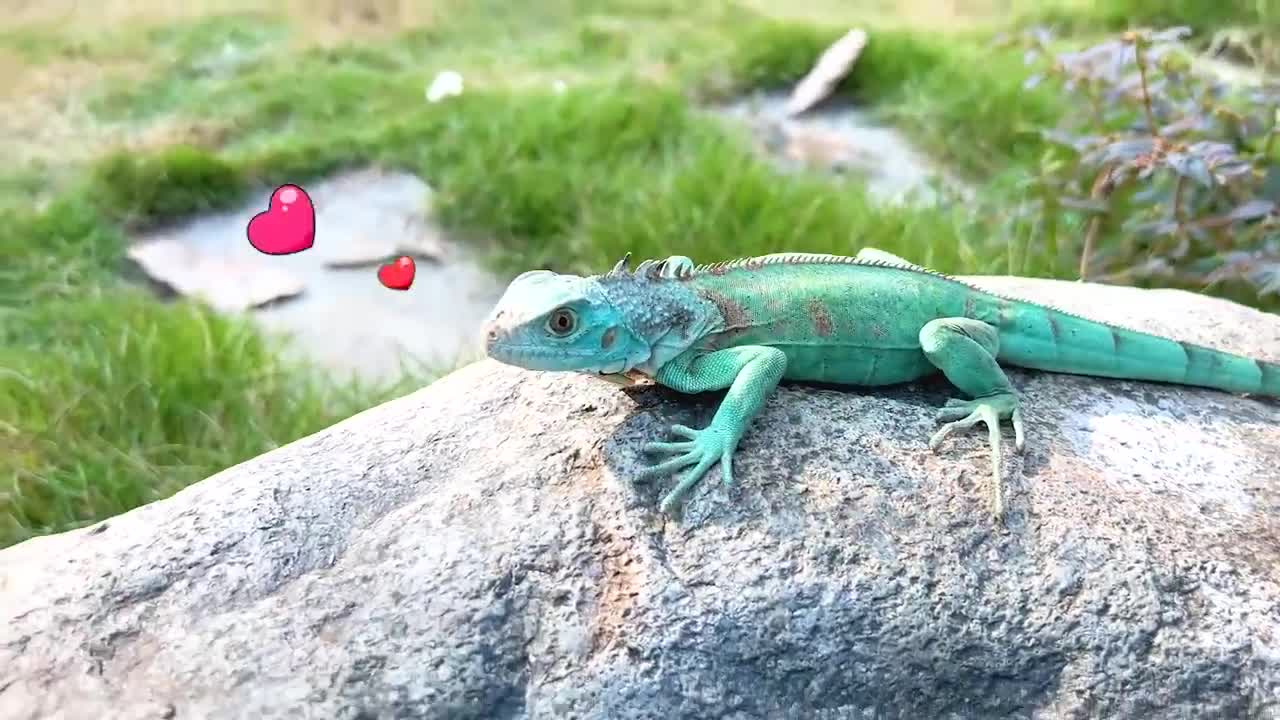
left=246, top=184, right=315, bottom=255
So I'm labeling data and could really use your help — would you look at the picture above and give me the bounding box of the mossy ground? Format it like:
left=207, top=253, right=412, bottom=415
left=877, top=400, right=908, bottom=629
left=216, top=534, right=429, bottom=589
left=1, top=0, right=1272, bottom=547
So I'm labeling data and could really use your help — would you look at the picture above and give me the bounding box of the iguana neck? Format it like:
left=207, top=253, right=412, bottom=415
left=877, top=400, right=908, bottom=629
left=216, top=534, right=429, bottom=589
left=593, top=272, right=722, bottom=375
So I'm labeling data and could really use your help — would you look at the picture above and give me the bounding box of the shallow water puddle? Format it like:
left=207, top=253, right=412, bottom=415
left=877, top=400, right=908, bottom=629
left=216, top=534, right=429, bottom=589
left=715, top=91, right=971, bottom=205
left=127, top=167, right=507, bottom=384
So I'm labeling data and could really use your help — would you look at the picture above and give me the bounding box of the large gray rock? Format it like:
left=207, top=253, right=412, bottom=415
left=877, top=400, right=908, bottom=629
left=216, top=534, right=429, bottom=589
left=2, top=277, right=1279, bottom=720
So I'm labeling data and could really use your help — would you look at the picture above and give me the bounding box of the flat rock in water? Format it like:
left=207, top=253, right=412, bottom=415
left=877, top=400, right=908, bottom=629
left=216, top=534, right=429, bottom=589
left=2, top=277, right=1279, bottom=719
left=126, top=237, right=305, bottom=312
left=125, top=167, right=505, bottom=384
left=779, top=124, right=877, bottom=174
left=717, top=92, right=970, bottom=205
left=319, top=213, right=447, bottom=269
left=319, top=233, right=444, bottom=268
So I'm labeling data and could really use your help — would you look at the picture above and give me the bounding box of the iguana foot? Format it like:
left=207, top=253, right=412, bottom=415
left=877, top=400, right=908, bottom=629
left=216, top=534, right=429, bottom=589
left=927, top=393, right=1025, bottom=520
left=640, top=423, right=736, bottom=514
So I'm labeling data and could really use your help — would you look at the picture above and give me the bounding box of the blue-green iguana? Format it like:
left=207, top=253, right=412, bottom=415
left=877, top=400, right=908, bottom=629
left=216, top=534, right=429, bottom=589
left=480, top=249, right=1280, bottom=521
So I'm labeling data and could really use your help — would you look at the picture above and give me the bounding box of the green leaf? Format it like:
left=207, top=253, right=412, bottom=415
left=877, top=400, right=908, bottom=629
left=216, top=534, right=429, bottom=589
left=1164, top=152, right=1215, bottom=187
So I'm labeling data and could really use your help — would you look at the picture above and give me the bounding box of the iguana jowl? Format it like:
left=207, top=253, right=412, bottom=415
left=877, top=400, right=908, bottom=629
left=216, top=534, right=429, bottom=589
left=481, top=249, right=1280, bottom=520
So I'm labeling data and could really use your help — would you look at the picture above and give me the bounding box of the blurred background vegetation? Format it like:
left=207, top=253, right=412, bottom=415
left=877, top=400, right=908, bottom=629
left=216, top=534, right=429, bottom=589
left=2, top=0, right=1277, bottom=547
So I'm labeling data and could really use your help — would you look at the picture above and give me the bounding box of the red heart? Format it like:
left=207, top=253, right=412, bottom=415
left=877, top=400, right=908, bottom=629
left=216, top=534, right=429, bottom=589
left=378, top=256, right=415, bottom=291
left=246, top=184, right=315, bottom=255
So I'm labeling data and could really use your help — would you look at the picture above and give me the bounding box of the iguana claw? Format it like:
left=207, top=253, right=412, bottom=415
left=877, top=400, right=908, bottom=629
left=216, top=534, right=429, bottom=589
left=640, top=423, right=736, bottom=513
left=927, top=393, right=1025, bottom=520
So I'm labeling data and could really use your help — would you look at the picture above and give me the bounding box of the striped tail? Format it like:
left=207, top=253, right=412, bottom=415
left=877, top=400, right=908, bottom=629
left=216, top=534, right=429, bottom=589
left=990, top=302, right=1280, bottom=398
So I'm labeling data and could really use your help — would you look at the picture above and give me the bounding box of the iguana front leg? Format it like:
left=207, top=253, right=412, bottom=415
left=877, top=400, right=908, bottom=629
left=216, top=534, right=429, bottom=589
left=918, top=318, right=1026, bottom=520
left=640, top=346, right=788, bottom=514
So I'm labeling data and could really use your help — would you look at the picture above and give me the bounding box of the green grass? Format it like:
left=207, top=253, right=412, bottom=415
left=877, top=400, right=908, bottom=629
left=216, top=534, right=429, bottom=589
left=0, top=289, right=413, bottom=545
left=376, top=83, right=1018, bottom=277
left=0, top=192, right=424, bottom=546
left=91, top=146, right=249, bottom=229
left=3, top=0, right=1269, bottom=547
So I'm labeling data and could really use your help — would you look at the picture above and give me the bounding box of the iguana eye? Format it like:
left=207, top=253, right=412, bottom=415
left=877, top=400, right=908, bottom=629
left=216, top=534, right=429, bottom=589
left=546, top=308, right=577, bottom=336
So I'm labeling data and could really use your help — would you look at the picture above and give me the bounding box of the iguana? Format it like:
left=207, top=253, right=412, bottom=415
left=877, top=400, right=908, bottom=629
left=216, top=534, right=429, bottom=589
left=480, top=249, right=1280, bottom=520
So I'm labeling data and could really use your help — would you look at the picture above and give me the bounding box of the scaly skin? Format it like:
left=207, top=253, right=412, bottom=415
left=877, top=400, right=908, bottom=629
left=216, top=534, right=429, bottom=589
left=481, top=249, right=1280, bottom=521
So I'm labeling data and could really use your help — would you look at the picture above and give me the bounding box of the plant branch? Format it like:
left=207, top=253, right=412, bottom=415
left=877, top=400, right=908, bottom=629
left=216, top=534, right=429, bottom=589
left=1173, top=174, right=1187, bottom=222
left=1264, top=107, right=1278, bottom=160
left=1080, top=215, right=1103, bottom=280
left=1130, top=33, right=1159, bottom=136
left=1078, top=167, right=1115, bottom=281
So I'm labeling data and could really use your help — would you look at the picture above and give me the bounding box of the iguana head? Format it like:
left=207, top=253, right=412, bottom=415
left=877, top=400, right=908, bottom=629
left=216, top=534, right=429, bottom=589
left=481, top=269, right=653, bottom=375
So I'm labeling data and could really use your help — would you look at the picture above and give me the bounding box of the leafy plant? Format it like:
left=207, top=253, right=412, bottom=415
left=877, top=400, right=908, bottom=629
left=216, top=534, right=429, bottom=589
left=1009, top=26, right=1280, bottom=303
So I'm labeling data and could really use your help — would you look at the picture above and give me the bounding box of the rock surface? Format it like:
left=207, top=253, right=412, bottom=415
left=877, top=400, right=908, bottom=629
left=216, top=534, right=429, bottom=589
left=2, top=276, right=1279, bottom=720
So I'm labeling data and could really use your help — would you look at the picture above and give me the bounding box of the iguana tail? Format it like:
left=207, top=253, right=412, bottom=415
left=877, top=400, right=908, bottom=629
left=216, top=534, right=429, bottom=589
left=989, top=300, right=1280, bottom=398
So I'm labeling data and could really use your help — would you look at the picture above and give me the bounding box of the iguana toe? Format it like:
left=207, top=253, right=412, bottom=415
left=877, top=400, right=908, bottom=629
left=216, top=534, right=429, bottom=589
left=927, top=393, right=1022, bottom=520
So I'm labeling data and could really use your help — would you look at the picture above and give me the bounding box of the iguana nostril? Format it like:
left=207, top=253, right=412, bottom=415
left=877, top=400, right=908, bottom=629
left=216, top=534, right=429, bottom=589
left=483, top=327, right=502, bottom=349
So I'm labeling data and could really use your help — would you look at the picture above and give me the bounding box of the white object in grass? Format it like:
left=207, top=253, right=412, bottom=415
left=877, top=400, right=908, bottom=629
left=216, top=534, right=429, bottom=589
left=426, top=71, right=465, bottom=103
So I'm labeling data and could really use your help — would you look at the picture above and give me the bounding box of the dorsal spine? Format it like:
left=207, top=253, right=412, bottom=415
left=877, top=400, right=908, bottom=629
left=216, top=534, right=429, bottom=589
left=596, top=252, right=1163, bottom=338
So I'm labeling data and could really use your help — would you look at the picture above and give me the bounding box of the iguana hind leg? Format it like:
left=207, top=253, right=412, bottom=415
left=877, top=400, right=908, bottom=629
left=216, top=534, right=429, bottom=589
left=639, top=345, right=788, bottom=515
left=918, top=318, right=1026, bottom=520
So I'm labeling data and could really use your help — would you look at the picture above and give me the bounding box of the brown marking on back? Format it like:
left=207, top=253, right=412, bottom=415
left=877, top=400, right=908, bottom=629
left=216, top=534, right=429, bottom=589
left=1046, top=314, right=1060, bottom=342
left=701, top=290, right=748, bottom=327
left=601, top=327, right=617, bottom=350
left=808, top=298, right=833, bottom=337
left=699, top=289, right=751, bottom=348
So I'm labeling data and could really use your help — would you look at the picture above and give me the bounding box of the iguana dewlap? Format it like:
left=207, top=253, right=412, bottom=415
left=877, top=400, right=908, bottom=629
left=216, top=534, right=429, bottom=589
left=481, top=249, right=1280, bottom=520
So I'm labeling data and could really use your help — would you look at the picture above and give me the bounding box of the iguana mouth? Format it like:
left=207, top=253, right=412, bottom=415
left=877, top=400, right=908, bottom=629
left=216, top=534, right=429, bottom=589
left=485, top=342, right=629, bottom=374
left=592, top=370, right=643, bottom=387
left=488, top=345, right=600, bottom=360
